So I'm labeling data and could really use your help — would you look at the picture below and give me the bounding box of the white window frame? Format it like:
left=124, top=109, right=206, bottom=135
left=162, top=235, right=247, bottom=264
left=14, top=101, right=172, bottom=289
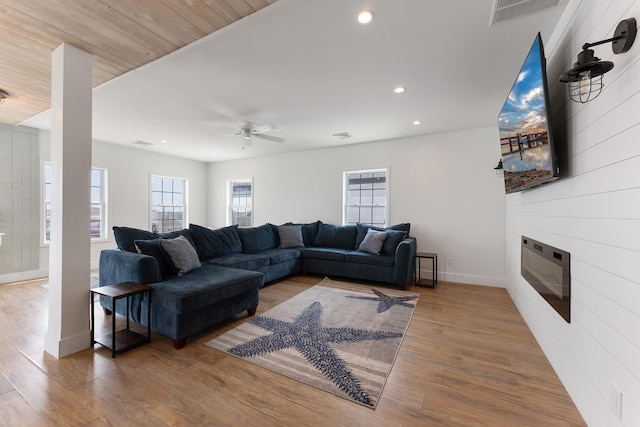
left=150, top=175, right=188, bottom=233
left=227, top=179, right=253, bottom=227
left=44, top=162, right=108, bottom=244
left=342, top=168, right=388, bottom=227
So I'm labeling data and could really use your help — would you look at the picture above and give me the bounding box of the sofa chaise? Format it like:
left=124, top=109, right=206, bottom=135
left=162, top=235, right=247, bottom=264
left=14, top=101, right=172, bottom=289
left=98, top=221, right=416, bottom=348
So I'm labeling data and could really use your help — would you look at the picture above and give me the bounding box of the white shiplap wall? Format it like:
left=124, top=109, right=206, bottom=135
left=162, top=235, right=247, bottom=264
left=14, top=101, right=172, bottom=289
left=505, top=0, right=640, bottom=425
left=0, top=124, right=39, bottom=277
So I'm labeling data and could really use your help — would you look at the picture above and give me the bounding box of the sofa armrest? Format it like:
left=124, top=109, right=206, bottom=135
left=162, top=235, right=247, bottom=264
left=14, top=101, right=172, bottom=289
left=392, top=237, right=416, bottom=285
left=99, top=249, right=162, bottom=287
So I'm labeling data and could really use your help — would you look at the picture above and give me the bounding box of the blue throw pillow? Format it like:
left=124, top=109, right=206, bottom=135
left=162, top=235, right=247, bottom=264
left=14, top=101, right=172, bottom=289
left=381, top=229, right=408, bottom=256
left=189, top=223, right=242, bottom=260
left=113, top=226, right=157, bottom=253
left=313, top=223, right=357, bottom=250
left=134, top=239, right=173, bottom=277
left=237, top=224, right=278, bottom=253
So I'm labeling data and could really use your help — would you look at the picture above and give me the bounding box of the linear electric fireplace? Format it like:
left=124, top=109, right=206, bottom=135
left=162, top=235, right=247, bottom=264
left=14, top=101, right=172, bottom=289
left=521, top=236, right=571, bottom=322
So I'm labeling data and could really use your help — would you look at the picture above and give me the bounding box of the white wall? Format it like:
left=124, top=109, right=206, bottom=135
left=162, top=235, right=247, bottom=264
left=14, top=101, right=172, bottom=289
left=209, top=127, right=506, bottom=287
left=38, top=131, right=209, bottom=272
left=505, top=0, right=640, bottom=425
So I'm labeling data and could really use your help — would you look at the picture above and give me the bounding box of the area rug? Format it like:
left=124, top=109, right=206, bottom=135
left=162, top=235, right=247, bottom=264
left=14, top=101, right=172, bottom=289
left=205, top=277, right=419, bottom=408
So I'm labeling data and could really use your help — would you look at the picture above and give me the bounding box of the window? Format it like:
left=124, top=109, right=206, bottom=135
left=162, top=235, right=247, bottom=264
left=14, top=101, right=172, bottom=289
left=151, top=176, right=187, bottom=233
left=44, top=163, right=107, bottom=243
left=228, top=179, right=253, bottom=227
left=343, top=168, right=387, bottom=227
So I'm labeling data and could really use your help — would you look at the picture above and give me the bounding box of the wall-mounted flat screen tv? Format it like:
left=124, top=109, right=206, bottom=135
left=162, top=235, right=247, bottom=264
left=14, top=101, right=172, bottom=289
left=498, top=33, right=559, bottom=194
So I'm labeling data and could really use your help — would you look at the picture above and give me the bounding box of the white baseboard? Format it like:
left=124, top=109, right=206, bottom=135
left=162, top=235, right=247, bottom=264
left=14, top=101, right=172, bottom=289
left=0, top=268, right=49, bottom=285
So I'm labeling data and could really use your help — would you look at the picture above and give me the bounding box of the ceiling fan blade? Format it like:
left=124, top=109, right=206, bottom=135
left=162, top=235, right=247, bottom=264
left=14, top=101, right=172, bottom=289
left=252, top=123, right=276, bottom=134
left=254, top=133, right=285, bottom=143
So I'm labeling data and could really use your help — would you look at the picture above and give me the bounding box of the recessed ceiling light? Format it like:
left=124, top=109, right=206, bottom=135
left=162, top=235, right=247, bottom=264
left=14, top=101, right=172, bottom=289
left=394, top=86, right=405, bottom=94
left=413, top=120, right=422, bottom=125
left=161, top=139, right=168, bottom=143
left=357, top=10, right=374, bottom=24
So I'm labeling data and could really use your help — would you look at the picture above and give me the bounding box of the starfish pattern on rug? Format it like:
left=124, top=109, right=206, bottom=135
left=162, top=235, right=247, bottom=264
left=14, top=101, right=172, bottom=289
left=345, top=288, right=418, bottom=313
left=227, top=301, right=403, bottom=406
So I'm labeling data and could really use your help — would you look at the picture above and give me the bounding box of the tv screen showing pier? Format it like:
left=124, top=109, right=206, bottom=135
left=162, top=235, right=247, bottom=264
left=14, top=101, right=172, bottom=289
left=498, top=33, right=558, bottom=194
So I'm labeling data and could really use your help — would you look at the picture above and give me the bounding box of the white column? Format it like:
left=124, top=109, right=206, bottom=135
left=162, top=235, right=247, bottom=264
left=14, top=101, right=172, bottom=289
left=44, top=43, right=93, bottom=358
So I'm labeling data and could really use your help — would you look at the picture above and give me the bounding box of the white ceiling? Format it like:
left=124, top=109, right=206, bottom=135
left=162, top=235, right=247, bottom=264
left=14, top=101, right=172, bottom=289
left=21, top=0, right=567, bottom=163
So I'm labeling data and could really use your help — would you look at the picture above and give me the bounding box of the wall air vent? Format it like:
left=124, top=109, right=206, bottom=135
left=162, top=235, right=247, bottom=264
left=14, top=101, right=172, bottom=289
left=490, top=0, right=564, bottom=25
left=332, top=132, right=352, bottom=140
left=132, top=140, right=154, bottom=146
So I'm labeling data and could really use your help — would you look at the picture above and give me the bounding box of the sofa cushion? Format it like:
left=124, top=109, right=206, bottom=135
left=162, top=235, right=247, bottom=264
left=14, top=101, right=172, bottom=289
left=302, top=247, right=349, bottom=262
left=150, top=265, right=263, bottom=313
left=278, top=225, right=305, bottom=248
left=134, top=239, right=173, bottom=277
left=345, top=251, right=395, bottom=267
left=281, top=220, right=322, bottom=247
left=189, top=223, right=242, bottom=260
left=208, top=253, right=270, bottom=271
left=113, top=226, right=197, bottom=253
left=159, top=235, right=202, bottom=276
left=355, top=223, right=408, bottom=256
left=238, top=224, right=278, bottom=253
left=313, top=223, right=357, bottom=250
left=358, top=229, right=388, bottom=255
left=260, top=248, right=302, bottom=264
left=113, top=226, right=157, bottom=252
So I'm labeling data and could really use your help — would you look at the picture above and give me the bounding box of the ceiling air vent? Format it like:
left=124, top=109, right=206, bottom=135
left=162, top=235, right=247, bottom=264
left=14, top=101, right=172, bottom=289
left=490, top=0, right=564, bottom=25
left=132, top=140, right=154, bottom=146
left=332, top=132, right=352, bottom=140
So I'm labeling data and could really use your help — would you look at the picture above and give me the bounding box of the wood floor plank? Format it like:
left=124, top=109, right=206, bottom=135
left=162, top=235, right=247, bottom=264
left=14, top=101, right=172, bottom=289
left=0, top=275, right=586, bottom=426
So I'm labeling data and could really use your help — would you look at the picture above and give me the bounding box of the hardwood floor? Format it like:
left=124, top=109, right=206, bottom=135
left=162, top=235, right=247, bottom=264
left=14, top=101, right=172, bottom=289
left=0, top=275, right=586, bottom=426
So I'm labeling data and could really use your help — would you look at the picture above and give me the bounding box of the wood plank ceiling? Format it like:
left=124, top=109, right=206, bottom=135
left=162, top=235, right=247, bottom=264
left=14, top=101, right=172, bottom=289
left=0, top=0, right=276, bottom=126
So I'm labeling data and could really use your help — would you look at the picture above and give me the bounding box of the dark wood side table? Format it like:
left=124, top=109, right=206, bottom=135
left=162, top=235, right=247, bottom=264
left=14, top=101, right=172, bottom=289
left=415, top=252, right=437, bottom=288
left=90, top=282, right=151, bottom=358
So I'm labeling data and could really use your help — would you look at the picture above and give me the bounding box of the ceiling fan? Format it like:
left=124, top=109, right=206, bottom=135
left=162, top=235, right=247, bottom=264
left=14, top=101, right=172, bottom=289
left=234, top=122, right=285, bottom=146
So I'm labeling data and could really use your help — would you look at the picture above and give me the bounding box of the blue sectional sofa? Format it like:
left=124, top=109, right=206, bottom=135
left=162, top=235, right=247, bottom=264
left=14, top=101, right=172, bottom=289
left=99, top=221, right=416, bottom=348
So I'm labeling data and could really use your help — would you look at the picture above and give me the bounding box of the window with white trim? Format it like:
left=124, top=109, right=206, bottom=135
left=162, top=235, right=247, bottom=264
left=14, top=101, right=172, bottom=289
left=151, top=175, right=187, bottom=233
left=44, top=162, right=107, bottom=243
left=227, top=179, right=253, bottom=227
left=343, top=168, right=388, bottom=227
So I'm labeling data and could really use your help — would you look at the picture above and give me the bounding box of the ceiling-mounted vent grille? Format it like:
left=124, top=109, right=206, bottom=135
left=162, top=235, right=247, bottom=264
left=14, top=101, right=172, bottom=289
left=132, top=140, right=154, bottom=146
left=332, top=132, right=352, bottom=140
left=490, top=0, right=564, bottom=25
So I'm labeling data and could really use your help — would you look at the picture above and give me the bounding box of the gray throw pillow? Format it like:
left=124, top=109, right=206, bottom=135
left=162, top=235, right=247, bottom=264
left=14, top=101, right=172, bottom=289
left=358, top=229, right=388, bottom=255
left=278, top=225, right=305, bottom=248
left=160, top=235, right=202, bottom=276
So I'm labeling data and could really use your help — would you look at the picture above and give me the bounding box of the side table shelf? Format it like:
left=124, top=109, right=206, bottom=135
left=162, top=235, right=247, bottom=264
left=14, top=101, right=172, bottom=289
left=415, top=252, right=437, bottom=288
left=90, top=282, right=151, bottom=358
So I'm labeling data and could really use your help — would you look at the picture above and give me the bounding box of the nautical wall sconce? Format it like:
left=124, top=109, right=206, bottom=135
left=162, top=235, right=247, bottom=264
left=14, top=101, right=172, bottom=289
left=494, top=159, right=503, bottom=178
left=560, top=18, right=637, bottom=103
left=0, top=89, right=9, bottom=105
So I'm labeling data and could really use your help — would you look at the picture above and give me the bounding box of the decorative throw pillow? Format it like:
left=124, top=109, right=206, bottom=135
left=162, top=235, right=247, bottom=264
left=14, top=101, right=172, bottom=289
left=381, top=229, right=408, bottom=256
left=278, top=225, right=305, bottom=248
left=113, top=226, right=157, bottom=253
left=159, top=235, right=202, bottom=276
left=313, top=223, right=358, bottom=250
left=358, top=229, right=388, bottom=255
left=237, top=224, right=278, bottom=253
left=354, top=223, right=408, bottom=256
left=134, top=239, right=173, bottom=277
left=189, top=223, right=242, bottom=260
